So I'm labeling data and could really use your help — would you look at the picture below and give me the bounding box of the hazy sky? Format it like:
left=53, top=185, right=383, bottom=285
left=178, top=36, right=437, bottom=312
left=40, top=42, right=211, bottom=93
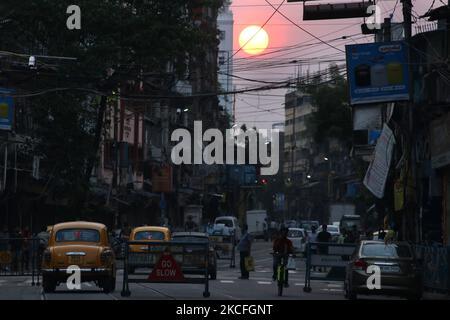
left=230, top=0, right=439, bottom=130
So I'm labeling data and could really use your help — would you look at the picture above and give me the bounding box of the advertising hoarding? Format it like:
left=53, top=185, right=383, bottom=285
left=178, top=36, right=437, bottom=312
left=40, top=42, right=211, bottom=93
left=346, top=42, right=410, bottom=105
left=0, top=89, right=14, bottom=131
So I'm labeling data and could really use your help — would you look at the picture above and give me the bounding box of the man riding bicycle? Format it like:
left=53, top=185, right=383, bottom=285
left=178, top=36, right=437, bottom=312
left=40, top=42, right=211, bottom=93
left=272, top=226, right=294, bottom=287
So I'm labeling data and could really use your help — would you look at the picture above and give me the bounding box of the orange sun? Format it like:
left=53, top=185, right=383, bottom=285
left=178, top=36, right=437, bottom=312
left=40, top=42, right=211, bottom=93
left=239, top=25, right=269, bottom=55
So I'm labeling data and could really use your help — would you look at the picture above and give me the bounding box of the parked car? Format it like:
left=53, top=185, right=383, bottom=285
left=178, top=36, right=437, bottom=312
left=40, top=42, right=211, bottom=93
left=172, top=232, right=217, bottom=280
left=128, top=226, right=171, bottom=274
left=41, top=221, right=116, bottom=293
left=344, top=240, right=422, bottom=300
left=214, top=216, right=241, bottom=242
left=317, top=225, right=340, bottom=242
left=287, top=228, right=307, bottom=255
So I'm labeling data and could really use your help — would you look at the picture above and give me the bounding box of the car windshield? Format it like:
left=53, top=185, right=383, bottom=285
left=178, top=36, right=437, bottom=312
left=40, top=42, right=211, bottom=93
left=215, top=219, right=233, bottom=227
left=341, top=219, right=360, bottom=230
left=361, top=243, right=412, bottom=258
left=173, top=236, right=208, bottom=242
left=287, top=230, right=303, bottom=238
left=134, top=231, right=165, bottom=241
left=56, top=229, right=100, bottom=243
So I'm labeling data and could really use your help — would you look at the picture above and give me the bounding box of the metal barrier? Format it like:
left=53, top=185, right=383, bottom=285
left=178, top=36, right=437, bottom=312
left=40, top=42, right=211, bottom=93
left=121, top=240, right=211, bottom=298
left=414, top=245, right=450, bottom=294
left=303, top=242, right=356, bottom=293
left=209, top=233, right=236, bottom=268
left=0, top=238, right=41, bottom=286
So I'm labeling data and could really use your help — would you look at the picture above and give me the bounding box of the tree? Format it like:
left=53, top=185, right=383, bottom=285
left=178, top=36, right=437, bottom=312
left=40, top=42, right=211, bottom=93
left=0, top=0, right=221, bottom=210
left=307, top=64, right=352, bottom=146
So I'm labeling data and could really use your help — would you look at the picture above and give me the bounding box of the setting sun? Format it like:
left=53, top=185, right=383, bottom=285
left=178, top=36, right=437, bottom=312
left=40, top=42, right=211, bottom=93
left=238, top=25, right=269, bottom=55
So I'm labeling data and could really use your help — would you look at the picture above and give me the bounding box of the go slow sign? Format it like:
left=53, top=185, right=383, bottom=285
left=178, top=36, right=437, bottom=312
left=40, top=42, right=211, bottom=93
left=148, top=252, right=185, bottom=282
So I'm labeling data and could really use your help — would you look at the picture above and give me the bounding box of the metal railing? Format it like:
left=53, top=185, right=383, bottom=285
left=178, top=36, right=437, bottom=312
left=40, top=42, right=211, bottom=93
left=0, top=238, right=41, bottom=286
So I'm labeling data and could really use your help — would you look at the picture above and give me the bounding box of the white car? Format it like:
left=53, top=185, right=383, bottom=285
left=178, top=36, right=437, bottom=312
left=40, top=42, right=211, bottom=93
left=287, top=228, right=307, bottom=255
left=214, top=216, right=241, bottom=242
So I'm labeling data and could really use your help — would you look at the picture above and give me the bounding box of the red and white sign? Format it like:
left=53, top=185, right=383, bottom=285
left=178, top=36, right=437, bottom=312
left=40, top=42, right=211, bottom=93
left=148, top=252, right=185, bottom=282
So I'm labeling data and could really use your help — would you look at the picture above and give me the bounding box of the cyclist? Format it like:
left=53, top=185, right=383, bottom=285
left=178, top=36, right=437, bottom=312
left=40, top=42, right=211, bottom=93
left=272, top=226, right=294, bottom=287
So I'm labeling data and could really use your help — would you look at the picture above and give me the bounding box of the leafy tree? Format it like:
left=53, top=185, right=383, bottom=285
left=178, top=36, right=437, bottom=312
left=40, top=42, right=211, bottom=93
left=307, top=64, right=352, bottom=146
left=0, top=0, right=221, bottom=210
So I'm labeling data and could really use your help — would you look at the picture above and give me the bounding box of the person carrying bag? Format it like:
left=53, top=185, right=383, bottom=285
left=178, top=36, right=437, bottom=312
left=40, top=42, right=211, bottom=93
left=237, top=224, right=253, bottom=279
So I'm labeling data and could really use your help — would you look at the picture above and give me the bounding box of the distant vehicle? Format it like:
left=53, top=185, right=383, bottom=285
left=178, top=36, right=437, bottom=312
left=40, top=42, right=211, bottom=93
left=299, top=220, right=319, bottom=232
left=172, top=232, right=217, bottom=280
left=128, top=226, right=171, bottom=274
left=344, top=241, right=422, bottom=300
left=283, top=220, right=298, bottom=229
left=329, top=203, right=355, bottom=225
left=214, top=216, right=241, bottom=242
left=317, top=225, right=340, bottom=242
left=287, top=228, right=307, bottom=255
left=246, top=210, right=269, bottom=241
left=340, top=215, right=361, bottom=234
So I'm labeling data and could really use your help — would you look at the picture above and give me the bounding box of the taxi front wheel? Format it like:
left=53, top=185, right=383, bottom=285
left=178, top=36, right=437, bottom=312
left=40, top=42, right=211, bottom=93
left=42, top=276, right=56, bottom=293
left=101, top=276, right=116, bottom=293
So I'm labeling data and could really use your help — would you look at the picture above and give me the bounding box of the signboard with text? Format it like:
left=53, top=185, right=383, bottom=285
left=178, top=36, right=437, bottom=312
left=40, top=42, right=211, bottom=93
left=346, top=42, right=410, bottom=105
left=0, top=89, right=14, bottom=131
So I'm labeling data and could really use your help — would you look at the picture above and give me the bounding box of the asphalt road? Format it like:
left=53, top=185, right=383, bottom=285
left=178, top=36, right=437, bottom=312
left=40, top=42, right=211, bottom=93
left=0, top=241, right=434, bottom=300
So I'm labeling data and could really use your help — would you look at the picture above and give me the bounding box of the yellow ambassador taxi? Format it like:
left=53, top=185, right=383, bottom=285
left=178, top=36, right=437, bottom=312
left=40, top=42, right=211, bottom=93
left=128, top=226, right=171, bottom=274
left=41, top=221, right=116, bottom=293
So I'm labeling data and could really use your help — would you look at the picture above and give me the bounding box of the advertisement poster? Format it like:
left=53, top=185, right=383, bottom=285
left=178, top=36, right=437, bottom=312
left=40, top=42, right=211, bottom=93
left=346, top=42, right=410, bottom=105
left=0, top=89, right=14, bottom=131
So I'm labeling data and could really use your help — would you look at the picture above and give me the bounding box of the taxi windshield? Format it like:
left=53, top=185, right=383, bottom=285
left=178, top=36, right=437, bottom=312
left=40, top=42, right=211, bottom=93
left=134, top=231, right=165, bottom=241
left=56, top=229, right=100, bottom=243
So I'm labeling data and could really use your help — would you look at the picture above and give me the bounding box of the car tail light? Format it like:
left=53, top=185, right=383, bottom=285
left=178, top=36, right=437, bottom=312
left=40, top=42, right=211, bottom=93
left=43, top=249, right=52, bottom=264
left=353, top=259, right=367, bottom=271
left=100, top=250, right=113, bottom=264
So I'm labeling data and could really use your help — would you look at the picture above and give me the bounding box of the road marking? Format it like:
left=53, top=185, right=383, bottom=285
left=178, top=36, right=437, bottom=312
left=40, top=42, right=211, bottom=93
left=321, top=288, right=343, bottom=292
left=327, top=284, right=342, bottom=288
left=257, top=281, right=272, bottom=285
left=295, top=283, right=305, bottom=286
left=220, top=280, right=235, bottom=284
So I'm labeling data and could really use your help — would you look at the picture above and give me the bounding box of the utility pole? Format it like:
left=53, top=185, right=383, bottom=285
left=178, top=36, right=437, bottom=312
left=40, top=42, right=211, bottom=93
left=401, top=0, right=415, bottom=241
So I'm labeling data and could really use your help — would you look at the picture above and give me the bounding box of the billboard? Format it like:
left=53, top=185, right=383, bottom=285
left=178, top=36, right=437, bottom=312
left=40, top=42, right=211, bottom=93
left=346, top=42, right=410, bottom=105
left=0, top=89, right=14, bottom=131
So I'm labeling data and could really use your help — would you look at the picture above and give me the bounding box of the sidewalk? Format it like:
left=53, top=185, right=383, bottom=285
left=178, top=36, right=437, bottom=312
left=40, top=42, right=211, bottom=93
left=0, top=277, right=42, bottom=300
left=423, top=291, right=450, bottom=300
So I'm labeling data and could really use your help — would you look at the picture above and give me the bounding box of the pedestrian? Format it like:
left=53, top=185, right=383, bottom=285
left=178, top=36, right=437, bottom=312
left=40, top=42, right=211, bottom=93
left=184, top=215, right=198, bottom=232
left=9, top=228, right=22, bottom=273
left=0, top=226, right=9, bottom=252
left=308, top=225, right=318, bottom=271
left=237, top=224, right=253, bottom=280
left=21, top=226, right=32, bottom=271
left=317, top=224, right=332, bottom=272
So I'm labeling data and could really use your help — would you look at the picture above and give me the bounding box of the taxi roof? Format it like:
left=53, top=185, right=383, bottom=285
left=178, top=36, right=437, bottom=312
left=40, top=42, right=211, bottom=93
left=132, top=226, right=170, bottom=233
left=52, top=221, right=106, bottom=232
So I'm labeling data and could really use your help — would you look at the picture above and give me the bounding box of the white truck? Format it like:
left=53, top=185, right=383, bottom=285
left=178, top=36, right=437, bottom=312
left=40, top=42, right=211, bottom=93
left=329, top=203, right=355, bottom=225
left=246, top=210, right=269, bottom=241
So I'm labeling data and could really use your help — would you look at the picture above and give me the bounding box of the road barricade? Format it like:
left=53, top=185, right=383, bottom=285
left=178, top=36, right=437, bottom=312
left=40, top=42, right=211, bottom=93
left=414, top=245, right=450, bottom=294
left=303, top=242, right=356, bottom=293
left=0, top=238, right=41, bottom=285
left=121, top=240, right=211, bottom=298
left=209, top=232, right=235, bottom=268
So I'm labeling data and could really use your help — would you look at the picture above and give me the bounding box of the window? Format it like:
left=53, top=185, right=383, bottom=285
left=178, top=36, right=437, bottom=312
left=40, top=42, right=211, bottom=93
left=287, top=230, right=304, bottom=238
left=219, top=30, right=226, bottom=40
left=56, top=229, right=100, bottom=243
left=215, top=219, right=233, bottom=227
left=361, top=244, right=412, bottom=258
left=134, top=231, right=165, bottom=241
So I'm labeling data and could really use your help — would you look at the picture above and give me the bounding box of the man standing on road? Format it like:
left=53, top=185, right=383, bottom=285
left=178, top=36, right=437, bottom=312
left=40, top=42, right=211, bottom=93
left=317, top=224, right=332, bottom=254
left=237, top=224, right=253, bottom=279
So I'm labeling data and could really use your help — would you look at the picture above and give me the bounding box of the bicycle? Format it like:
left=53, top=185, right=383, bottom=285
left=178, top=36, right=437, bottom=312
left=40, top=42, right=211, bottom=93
left=271, top=252, right=295, bottom=296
